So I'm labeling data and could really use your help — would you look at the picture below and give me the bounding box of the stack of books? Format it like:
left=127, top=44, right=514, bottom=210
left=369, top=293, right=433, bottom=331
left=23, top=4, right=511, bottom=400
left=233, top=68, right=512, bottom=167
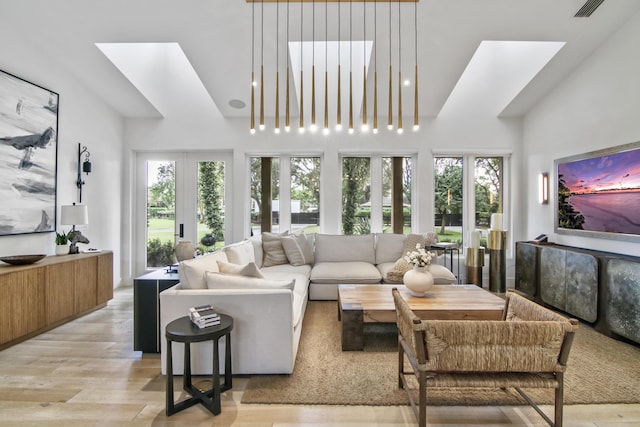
left=189, top=305, right=221, bottom=328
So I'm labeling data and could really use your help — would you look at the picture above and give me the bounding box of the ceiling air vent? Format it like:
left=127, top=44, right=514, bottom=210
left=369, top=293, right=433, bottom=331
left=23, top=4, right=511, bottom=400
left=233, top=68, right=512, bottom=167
left=575, top=0, right=605, bottom=17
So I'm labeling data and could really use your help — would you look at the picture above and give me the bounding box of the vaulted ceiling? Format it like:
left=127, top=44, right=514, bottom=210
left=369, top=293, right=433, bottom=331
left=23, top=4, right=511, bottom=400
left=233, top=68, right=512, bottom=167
left=3, top=0, right=639, bottom=123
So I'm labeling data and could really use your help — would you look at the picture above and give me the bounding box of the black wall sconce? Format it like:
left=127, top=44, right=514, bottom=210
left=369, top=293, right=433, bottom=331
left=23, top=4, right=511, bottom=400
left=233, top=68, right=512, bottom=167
left=76, top=143, right=92, bottom=203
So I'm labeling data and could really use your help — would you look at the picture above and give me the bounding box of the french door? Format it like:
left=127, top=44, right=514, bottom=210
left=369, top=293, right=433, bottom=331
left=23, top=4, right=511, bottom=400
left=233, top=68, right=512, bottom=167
left=135, top=151, right=232, bottom=273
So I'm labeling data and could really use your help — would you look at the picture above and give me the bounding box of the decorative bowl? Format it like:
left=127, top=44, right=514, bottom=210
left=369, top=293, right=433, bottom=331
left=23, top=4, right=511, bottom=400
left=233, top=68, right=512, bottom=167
left=0, top=254, right=47, bottom=265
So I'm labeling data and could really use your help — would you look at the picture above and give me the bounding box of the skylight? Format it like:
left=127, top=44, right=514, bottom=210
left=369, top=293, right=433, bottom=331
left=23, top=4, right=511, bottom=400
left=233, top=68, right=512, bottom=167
left=439, top=41, right=566, bottom=117
left=95, top=42, right=221, bottom=118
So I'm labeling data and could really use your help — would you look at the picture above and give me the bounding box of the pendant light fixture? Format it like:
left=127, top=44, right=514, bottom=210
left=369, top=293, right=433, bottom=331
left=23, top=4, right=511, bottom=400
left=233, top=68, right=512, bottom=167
left=413, top=0, right=419, bottom=131
left=397, top=0, right=403, bottom=134
left=323, top=0, right=329, bottom=135
left=285, top=0, right=290, bottom=132
left=373, top=1, right=378, bottom=134
left=259, top=0, right=265, bottom=131
left=387, top=0, right=393, bottom=131
left=361, top=1, right=368, bottom=132
left=247, top=0, right=418, bottom=135
left=299, top=0, right=305, bottom=133
left=348, top=0, right=354, bottom=134
left=310, top=1, right=317, bottom=132
left=275, top=0, right=280, bottom=133
left=336, top=2, right=342, bottom=132
left=250, top=0, right=255, bottom=134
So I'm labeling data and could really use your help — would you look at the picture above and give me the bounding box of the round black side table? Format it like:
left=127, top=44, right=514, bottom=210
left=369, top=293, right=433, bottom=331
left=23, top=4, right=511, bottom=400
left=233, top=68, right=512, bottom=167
left=165, top=314, right=233, bottom=416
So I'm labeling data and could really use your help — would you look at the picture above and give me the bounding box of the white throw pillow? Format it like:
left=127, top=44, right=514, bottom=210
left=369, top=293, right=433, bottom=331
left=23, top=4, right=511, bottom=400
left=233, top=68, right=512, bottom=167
left=281, top=233, right=314, bottom=266
left=205, top=271, right=295, bottom=291
left=429, top=264, right=457, bottom=284
left=216, top=260, right=264, bottom=278
left=224, top=240, right=256, bottom=265
left=179, top=251, right=228, bottom=289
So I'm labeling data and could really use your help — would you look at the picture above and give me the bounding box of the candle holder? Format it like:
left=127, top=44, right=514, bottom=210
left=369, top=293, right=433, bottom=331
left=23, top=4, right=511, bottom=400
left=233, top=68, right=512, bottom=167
left=487, top=230, right=508, bottom=293
left=465, top=246, right=485, bottom=287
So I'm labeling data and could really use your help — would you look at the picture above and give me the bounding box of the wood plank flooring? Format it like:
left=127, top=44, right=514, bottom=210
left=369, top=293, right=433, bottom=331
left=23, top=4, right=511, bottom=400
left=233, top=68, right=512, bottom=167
left=0, top=286, right=638, bottom=426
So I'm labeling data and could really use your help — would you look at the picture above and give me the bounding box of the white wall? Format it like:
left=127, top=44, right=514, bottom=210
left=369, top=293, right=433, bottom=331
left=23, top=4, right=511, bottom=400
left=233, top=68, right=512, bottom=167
left=523, top=9, right=640, bottom=256
left=0, top=41, right=125, bottom=287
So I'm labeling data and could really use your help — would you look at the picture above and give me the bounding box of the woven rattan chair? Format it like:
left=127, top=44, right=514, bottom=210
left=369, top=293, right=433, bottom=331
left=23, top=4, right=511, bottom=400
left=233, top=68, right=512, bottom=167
left=392, top=288, right=578, bottom=427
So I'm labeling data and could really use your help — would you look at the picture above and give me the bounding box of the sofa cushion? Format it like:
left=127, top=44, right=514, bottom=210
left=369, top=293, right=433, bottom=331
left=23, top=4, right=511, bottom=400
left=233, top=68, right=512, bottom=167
left=225, top=240, right=255, bottom=265
left=216, top=260, right=264, bottom=278
left=262, top=231, right=290, bottom=267
left=261, top=264, right=311, bottom=297
left=281, top=233, right=315, bottom=266
left=311, top=261, right=382, bottom=284
left=314, top=234, right=376, bottom=264
left=179, top=250, right=228, bottom=289
left=375, top=233, right=407, bottom=264
left=205, top=271, right=295, bottom=291
left=376, top=261, right=396, bottom=283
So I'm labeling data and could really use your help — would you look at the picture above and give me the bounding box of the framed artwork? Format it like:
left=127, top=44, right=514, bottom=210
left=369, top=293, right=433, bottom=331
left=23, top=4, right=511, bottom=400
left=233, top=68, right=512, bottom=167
left=0, top=69, right=58, bottom=236
left=555, top=141, right=640, bottom=242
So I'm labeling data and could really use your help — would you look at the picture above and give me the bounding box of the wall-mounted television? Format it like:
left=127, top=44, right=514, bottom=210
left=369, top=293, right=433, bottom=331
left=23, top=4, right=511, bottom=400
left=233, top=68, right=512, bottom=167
left=555, top=141, right=640, bottom=242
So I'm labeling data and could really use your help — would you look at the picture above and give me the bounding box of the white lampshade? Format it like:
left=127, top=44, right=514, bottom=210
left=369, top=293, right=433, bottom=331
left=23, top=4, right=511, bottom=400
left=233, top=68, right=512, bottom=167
left=61, top=204, right=89, bottom=226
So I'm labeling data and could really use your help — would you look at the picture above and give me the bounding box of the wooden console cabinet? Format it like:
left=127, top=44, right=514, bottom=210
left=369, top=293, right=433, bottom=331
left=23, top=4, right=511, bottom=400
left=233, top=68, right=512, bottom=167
left=0, top=251, right=113, bottom=350
left=515, top=242, right=640, bottom=345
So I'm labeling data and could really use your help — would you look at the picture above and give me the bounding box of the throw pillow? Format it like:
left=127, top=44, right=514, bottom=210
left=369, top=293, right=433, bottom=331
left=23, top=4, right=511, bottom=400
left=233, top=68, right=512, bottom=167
left=224, top=240, right=256, bottom=265
left=204, top=271, right=295, bottom=291
left=385, top=258, right=457, bottom=284
left=262, top=231, right=289, bottom=267
left=401, top=233, right=437, bottom=258
left=429, top=264, right=457, bottom=284
left=281, top=233, right=314, bottom=266
left=216, top=260, right=264, bottom=278
left=386, top=258, right=411, bottom=284
left=178, top=250, right=228, bottom=289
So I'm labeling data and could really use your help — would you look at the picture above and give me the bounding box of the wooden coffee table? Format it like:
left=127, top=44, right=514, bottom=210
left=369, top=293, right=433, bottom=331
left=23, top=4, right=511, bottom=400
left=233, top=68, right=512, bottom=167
left=337, top=284, right=505, bottom=351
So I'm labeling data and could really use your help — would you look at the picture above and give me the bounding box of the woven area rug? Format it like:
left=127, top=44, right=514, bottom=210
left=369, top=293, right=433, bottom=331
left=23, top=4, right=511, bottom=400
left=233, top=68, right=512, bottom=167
left=242, top=301, right=640, bottom=406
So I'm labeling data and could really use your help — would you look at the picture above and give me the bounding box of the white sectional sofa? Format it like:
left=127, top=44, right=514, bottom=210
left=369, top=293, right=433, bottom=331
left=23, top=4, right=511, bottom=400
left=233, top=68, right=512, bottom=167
left=159, top=232, right=455, bottom=376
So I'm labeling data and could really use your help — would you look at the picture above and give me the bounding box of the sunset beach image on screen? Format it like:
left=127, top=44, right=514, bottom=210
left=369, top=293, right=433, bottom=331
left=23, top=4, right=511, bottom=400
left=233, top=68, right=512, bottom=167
left=557, top=145, right=640, bottom=236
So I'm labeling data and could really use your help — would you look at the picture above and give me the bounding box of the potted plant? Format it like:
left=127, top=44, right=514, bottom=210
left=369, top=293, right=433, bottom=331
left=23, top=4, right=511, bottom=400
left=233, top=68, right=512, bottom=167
left=55, top=231, right=69, bottom=255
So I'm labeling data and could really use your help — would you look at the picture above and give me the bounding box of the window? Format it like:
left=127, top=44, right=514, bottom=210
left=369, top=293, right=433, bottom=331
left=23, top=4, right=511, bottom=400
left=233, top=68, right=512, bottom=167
left=434, top=154, right=507, bottom=248
left=291, top=157, right=320, bottom=235
left=250, top=157, right=280, bottom=235
left=382, top=157, right=412, bottom=233
left=342, top=157, right=371, bottom=235
left=196, top=161, right=225, bottom=251
left=474, top=157, right=503, bottom=242
left=433, top=157, right=463, bottom=244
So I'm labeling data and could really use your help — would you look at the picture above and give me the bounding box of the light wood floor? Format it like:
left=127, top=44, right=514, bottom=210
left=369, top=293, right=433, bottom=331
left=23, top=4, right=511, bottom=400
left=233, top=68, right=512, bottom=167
left=0, top=287, right=638, bottom=427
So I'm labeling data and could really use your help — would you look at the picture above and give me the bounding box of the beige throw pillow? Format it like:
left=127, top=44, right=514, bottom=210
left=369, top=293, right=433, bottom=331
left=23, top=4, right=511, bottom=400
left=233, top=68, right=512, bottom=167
left=262, top=231, right=290, bottom=267
left=281, top=233, right=314, bottom=266
left=216, top=260, right=264, bottom=278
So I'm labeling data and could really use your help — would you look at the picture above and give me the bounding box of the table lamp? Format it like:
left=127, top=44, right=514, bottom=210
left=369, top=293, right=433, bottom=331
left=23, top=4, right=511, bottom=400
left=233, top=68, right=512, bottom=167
left=61, top=203, right=89, bottom=254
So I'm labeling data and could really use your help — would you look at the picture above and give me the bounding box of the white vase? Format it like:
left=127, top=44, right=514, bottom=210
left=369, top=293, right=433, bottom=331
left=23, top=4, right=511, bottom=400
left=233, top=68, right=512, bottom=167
left=175, top=240, right=196, bottom=262
left=55, top=244, right=69, bottom=255
left=403, top=265, right=434, bottom=297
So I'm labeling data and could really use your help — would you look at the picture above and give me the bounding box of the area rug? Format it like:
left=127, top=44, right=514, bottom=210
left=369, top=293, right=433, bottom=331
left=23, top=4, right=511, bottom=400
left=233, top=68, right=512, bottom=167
left=242, top=301, right=640, bottom=406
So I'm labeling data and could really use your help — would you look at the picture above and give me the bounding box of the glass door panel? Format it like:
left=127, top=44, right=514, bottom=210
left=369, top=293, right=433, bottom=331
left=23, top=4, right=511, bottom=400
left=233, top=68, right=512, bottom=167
left=196, top=160, right=225, bottom=253
left=146, top=160, right=177, bottom=268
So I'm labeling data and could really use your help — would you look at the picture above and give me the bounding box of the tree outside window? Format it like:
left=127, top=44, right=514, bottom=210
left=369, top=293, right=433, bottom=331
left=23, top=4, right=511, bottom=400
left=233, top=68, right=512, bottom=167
left=434, top=157, right=463, bottom=243
left=342, top=157, right=371, bottom=235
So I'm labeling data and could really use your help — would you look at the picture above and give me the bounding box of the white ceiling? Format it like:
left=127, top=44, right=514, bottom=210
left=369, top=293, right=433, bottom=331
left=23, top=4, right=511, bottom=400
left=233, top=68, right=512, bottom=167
left=3, top=0, right=640, bottom=123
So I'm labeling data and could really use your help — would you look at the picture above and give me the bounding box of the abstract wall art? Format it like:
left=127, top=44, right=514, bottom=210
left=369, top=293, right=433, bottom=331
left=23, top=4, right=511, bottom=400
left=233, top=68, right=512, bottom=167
left=0, top=69, right=58, bottom=236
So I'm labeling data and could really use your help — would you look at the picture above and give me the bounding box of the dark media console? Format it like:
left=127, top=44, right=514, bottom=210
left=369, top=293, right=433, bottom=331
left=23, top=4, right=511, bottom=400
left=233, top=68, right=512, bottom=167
left=516, top=241, right=640, bottom=345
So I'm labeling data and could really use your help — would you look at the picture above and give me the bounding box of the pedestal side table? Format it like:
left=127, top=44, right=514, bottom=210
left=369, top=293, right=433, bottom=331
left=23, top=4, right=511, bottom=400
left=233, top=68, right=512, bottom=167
left=165, top=314, right=233, bottom=416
